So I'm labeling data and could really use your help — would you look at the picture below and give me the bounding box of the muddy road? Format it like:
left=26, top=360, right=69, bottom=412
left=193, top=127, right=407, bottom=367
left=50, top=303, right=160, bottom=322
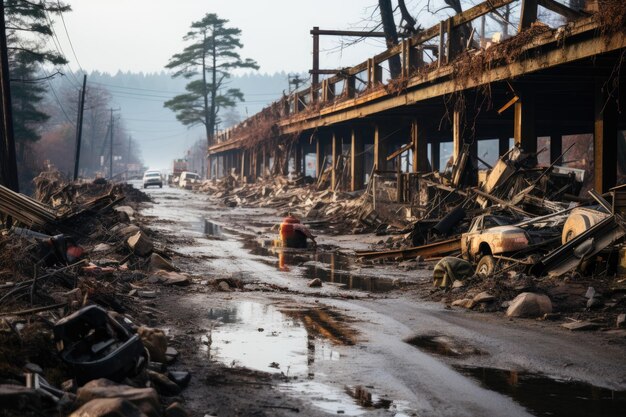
left=134, top=182, right=626, bottom=417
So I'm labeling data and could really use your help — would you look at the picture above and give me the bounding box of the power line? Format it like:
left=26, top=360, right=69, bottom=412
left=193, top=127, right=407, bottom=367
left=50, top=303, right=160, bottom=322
left=40, top=64, right=75, bottom=126
left=88, top=80, right=285, bottom=97
left=43, top=8, right=81, bottom=89
left=56, top=0, right=83, bottom=73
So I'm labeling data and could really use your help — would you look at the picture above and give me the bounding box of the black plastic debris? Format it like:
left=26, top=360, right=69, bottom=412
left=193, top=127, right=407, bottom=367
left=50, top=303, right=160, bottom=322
left=53, top=305, right=146, bottom=385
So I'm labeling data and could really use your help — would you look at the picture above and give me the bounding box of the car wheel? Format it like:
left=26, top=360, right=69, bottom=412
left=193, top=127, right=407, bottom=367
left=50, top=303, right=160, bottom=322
left=143, top=185, right=147, bottom=189
left=159, top=184, right=162, bottom=188
left=476, top=255, right=496, bottom=277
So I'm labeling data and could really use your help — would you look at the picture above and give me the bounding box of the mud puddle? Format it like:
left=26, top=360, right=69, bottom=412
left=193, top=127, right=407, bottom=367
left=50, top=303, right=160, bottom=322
left=204, top=301, right=408, bottom=415
left=457, top=366, right=626, bottom=417
left=240, top=237, right=401, bottom=292
left=406, top=334, right=486, bottom=357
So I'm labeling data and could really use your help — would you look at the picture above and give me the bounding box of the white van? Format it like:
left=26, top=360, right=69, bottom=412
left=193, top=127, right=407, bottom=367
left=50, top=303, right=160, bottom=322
left=179, top=171, right=200, bottom=189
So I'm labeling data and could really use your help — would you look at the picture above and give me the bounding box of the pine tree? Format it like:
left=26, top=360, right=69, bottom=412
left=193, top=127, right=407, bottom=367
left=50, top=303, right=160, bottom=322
left=5, top=0, right=70, bottom=163
left=165, top=13, right=258, bottom=146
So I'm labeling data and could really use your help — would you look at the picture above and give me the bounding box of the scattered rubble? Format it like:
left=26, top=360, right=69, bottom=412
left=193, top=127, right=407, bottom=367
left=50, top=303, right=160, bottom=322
left=0, top=175, right=194, bottom=417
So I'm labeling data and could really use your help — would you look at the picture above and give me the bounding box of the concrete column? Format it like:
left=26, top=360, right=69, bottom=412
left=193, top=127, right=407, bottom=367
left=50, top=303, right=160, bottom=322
left=351, top=128, right=365, bottom=191
left=374, top=125, right=388, bottom=171
left=514, top=90, right=537, bottom=154
left=594, top=80, right=618, bottom=193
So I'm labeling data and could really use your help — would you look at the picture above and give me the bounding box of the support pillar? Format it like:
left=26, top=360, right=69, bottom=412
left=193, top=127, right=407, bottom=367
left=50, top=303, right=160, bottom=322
left=550, top=134, right=562, bottom=163
left=453, top=109, right=462, bottom=162
left=430, top=139, right=440, bottom=172
left=294, top=142, right=302, bottom=176
left=351, top=128, right=364, bottom=191
left=331, top=133, right=341, bottom=190
left=411, top=120, right=428, bottom=172
left=594, top=80, right=618, bottom=193
left=374, top=125, right=388, bottom=171
left=316, top=135, right=323, bottom=178
left=240, top=150, right=247, bottom=179
left=514, top=90, right=537, bottom=154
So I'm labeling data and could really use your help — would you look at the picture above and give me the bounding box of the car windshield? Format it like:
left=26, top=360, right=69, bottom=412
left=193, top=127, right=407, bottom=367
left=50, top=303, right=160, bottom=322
left=186, top=173, right=199, bottom=179
left=145, top=173, right=160, bottom=178
left=484, top=216, right=515, bottom=228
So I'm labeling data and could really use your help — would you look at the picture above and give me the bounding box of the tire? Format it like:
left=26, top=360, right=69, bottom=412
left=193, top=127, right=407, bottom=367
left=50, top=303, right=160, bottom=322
left=143, top=185, right=147, bottom=189
left=159, top=184, right=162, bottom=188
left=476, top=255, right=496, bottom=277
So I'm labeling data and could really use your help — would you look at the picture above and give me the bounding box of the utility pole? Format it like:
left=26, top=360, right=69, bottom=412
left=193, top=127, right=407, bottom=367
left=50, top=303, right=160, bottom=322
left=109, top=108, right=114, bottom=179
left=0, top=1, right=18, bottom=192
left=73, top=74, right=87, bottom=181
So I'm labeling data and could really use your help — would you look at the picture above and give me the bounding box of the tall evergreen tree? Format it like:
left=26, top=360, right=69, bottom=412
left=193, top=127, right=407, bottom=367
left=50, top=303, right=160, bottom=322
left=165, top=13, right=258, bottom=146
left=5, top=0, right=70, bottom=163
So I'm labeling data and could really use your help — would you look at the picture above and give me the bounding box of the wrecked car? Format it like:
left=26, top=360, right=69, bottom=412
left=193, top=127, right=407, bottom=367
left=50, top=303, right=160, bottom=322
left=461, top=214, right=561, bottom=276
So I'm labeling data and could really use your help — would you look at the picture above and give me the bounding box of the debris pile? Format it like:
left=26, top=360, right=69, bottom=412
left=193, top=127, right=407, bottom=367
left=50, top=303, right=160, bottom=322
left=0, top=174, right=192, bottom=417
left=201, top=174, right=374, bottom=234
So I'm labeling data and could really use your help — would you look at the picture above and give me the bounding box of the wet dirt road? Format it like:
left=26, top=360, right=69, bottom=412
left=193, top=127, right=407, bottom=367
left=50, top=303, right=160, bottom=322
left=136, top=183, right=626, bottom=417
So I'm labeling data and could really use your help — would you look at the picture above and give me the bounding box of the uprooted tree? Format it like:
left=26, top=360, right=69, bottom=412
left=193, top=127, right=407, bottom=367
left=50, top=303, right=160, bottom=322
left=165, top=13, right=259, bottom=147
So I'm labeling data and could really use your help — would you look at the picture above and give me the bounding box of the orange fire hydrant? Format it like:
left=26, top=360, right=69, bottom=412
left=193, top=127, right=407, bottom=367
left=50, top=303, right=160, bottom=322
left=279, top=215, right=317, bottom=248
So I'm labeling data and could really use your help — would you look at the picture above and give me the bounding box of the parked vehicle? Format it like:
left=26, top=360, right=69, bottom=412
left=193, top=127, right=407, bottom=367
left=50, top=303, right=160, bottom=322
left=171, top=159, right=187, bottom=185
left=142, top=170, right=163, bottom=188
left=179, top=171, right=200, bottom=189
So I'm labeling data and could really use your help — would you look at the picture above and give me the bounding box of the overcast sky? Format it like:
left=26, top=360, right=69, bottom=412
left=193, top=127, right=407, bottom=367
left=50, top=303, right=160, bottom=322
left=54, top=0, right=396, bottom=75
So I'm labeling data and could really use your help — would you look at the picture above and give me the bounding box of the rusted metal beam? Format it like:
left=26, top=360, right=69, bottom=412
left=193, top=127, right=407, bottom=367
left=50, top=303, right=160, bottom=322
left=519, top=0, right=538, bottom=31
left=355, top=237, right=461, bottom=261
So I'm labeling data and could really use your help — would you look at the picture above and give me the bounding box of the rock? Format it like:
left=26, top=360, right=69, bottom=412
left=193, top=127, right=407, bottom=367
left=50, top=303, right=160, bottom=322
left=154, top=271, right=190, bottom=286
left=149, top=254, right=176, bottom=272
left=217, top=281, right=231, bottom=292
left=561, top=321, right=599, bottom=331
left=93, top=243, right=113, bottom=253
left=506, top=293, right=552, bottom=318
left=137, top=326, right=168, bottom=363
left=165, top=402, right=189, bottom=417
left=451, top=298, right=474, bottom=309
left=308, top=278, right=322, bottom=288
left=69, top=398, right=147, bottom=417
left=616, top=314, right=625, bottom=328
left=167, top=371, right=191, bottom=388
left=127, top=232, right=153, bottom=257
left=147, top=370, right=181, bottom=396
left=75, top=379, right=160, bottom=417
left=473, top=292, right=495, bottom=304
left=452, top=280, right=464, bottom=289
left=586, top=296, right=603, bottom=309
left=585, top=286, right=596, bottom=299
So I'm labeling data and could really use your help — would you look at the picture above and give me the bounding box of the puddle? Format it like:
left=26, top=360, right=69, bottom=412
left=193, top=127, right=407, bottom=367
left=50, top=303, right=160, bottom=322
left=205, top=301, right=409, bottom=415
left=241, top=238, right=400, bottom=292
left=457, top=366, right=626, bottom=417
left=206, top=301, right=344, bottom=375
left=406, top=334, right=485, bottom=357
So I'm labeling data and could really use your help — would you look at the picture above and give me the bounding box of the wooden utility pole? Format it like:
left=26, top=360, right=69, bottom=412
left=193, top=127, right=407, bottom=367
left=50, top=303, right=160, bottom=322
left=73, top=74, right=87, bottom=181
left=0, top=1, right=19, bottom=192
left=109, top=108, right=114, bottom=179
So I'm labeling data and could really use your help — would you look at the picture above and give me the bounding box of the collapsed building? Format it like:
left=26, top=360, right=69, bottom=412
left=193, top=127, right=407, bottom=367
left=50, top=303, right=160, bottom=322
left=205, top=0, right=626, bottom=279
